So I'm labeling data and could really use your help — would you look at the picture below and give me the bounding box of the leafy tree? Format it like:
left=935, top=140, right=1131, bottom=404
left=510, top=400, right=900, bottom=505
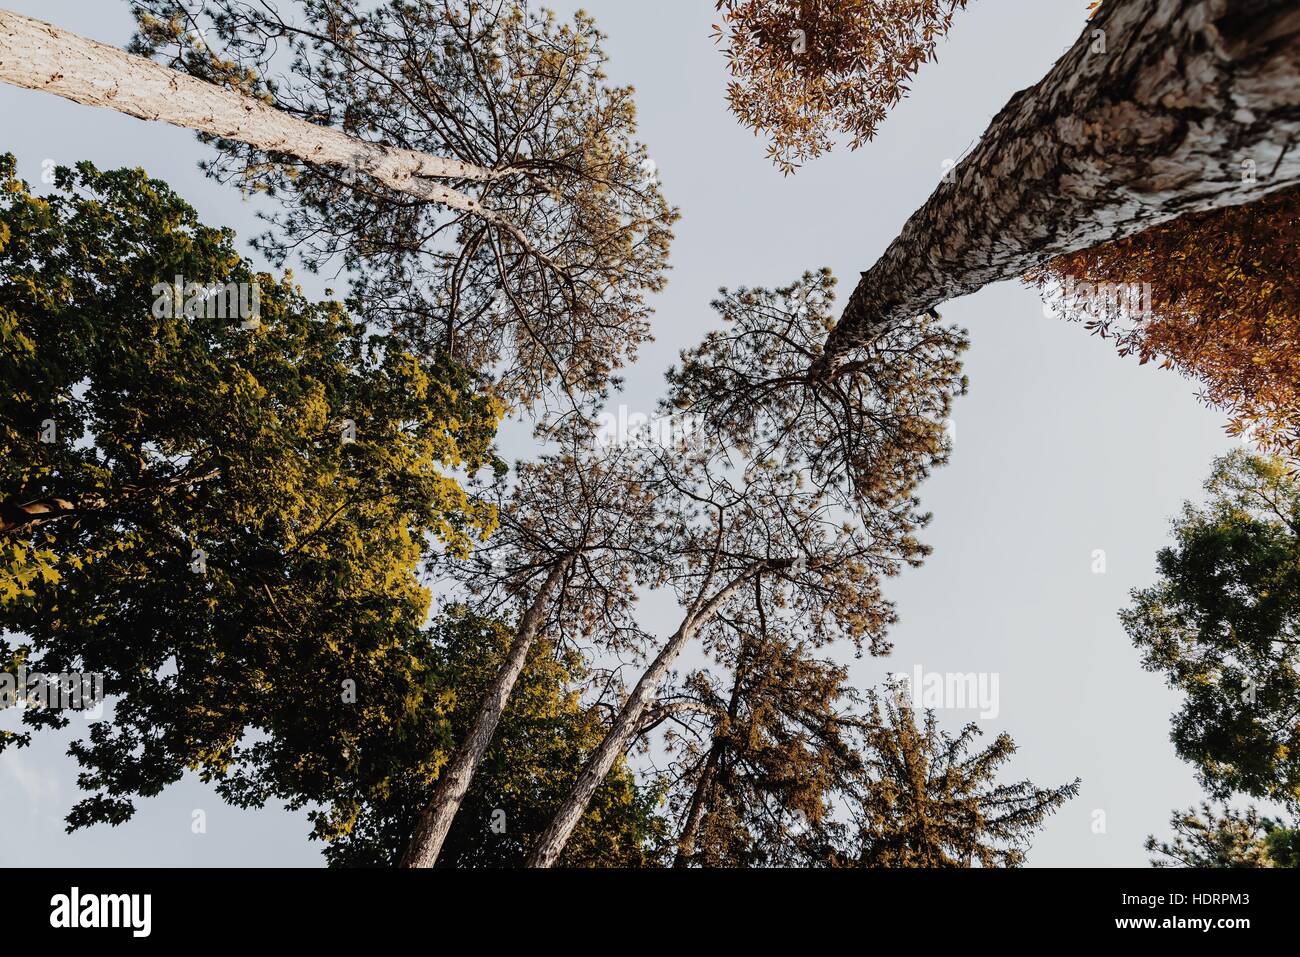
left=1122, top=452, right=1300, bottom=812
left=668, top=630, right=862, bottom=867
left=526, top=271, right=969, bottom=866
left=322, top=610, right=666, bottom=868
left=1266, top=823, right=1300, bottom=866
left=0, top=153, right=501, bottom=833
left=713, top=0, right=971, bottom=174
left=126, top=0, right=676, bottom=406
left=1145, top=802, right=1289, bottom=868
left=1027, top=186, right=1300, bottom=459
left=841, top=689, right=1078, bottom=868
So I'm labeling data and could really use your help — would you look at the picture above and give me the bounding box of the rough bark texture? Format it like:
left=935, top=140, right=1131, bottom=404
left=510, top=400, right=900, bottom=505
left=0, top=10, right=500, bottom=216
left=816, top=0, right=1300, bottom=374
left=398, top=557, right=572, bottom=869
left=524, top=568, right=760, bottom=868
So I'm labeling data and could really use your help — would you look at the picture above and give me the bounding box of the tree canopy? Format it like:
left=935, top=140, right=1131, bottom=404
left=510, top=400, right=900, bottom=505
left=1146, top=801, right=1299, bottom=868
left=1123, top=452, right=1300, bottom=813
left=128, top=0, right=677, bottom=406
left=0, top=153, right=500, bottom=831
left=1028, top=186, right=1300, bottom=460
left=320, top=610, right=665, bottom=868
left=713, top=0, right=971, bottom=174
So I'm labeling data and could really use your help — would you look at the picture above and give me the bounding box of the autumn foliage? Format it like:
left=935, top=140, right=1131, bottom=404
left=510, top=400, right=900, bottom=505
left=713, top=0, right=970, bottom=174
left=1027, top=187, right=1300, bottom=459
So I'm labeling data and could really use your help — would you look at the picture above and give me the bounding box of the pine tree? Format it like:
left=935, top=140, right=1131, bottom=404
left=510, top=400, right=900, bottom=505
left=1146, top=802, right=1289, bottom=868
left=526, top=271, right=969, bottom=866
left=1, top=2, right=677, bottom=405
left=842, top=689, right=1079, bottom=868
left=803, top=0, right=1300, bottom=379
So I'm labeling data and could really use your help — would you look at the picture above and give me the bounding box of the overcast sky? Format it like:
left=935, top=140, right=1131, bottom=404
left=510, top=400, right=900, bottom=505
left=0, top=0, right=1253, bottom=867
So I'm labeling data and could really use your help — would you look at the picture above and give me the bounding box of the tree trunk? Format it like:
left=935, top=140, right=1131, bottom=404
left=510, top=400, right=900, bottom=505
left=815, top=0, right=1300, bottom=376
left=672, top=641, right=750, bottom=867
left=525, top=567, right=761, bottom=868
left=0, top=10, right=502, bottom=218
left=672, top=745, right=720, bottom=868
left=398, top=556, right=572, bottom=868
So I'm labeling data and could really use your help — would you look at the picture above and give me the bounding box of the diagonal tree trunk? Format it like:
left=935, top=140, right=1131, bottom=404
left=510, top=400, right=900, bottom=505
left=813, top=0, right=1300, bottom=378
left=672, top=636, right=752, bottom=868
left=398, top=555, right=573, bottom=868
left=524, top=564, right=765, bottom=868
left=0, top=10, right=508, bottom=219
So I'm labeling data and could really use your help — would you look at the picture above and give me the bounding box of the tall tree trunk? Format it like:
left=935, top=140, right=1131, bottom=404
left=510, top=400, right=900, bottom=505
left=0, top=10, right=505, bottom=218
left=672, top=755, right=718, bottom=869
left=673, top=640, right=751, bottom=868
left=525, top=566, right=762, bottom=868
left=814, top=0, right=1300, bottom=377
left=399, top=556, right=573, bottom=868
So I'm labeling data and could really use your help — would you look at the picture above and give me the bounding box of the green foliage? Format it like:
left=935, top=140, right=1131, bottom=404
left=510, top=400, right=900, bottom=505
left=324, top=610, right=666, bottom=867
left=1122, top=451, right=1300, bottom=812
left=0, top=153, right=504, bottom=831
left=1265, top=824, right=1300, bottom=867
left=843, top=690, right=1079, bottom=867
left=1146, top=801, right=1298, bottom=868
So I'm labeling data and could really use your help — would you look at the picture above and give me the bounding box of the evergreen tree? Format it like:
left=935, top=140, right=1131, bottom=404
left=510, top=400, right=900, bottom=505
left=1122, top=452, right=1300, bottom=812
left=125, top=0, right=677, bottom=406
left=842, top=689, right=1079, bottom=868
left=1145, top=802, right=1293, bottom=868
left=794, top=0, right=1300, bottom=381
left=670, top=629, right=861, bottom=867
left=667, top=661, right=1078, bottom=868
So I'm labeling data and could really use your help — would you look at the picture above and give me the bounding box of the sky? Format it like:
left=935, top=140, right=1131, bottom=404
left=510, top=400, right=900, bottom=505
left=0, top=0, right=1255, bottom=867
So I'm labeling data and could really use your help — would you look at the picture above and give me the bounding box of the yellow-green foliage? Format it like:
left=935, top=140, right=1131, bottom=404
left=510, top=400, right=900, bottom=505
left=0, top=154, right=504, bottom=832
left=320, top=609, right=667, bottom=868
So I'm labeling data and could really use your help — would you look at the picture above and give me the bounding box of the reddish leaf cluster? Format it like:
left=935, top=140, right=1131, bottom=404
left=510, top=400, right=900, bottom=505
left=1027, top=187, right=1300, bottom=459
left=713, top=0, right=970, bottom=174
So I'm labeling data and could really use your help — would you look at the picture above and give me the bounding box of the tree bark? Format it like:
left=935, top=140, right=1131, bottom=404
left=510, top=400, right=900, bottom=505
left=525, top=566, right=762, bottom=868
left=0, top=10, right=504, bottom=218
left=814, top=0, right=1300, bottom=376
left=398, top=556, right=572, bottom=868
left=672, top=641, right=751, bottom=868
